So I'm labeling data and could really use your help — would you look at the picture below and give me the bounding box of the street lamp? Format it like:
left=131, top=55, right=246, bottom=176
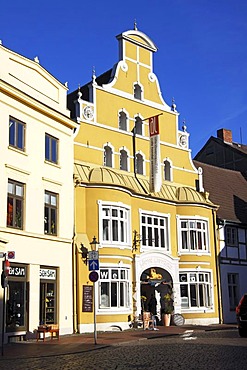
left=89, top=236, right=99, bottom=345
left=90, top=236, right=98, bottom=251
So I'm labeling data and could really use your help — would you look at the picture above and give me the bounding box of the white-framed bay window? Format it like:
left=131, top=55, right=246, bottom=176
left=179, top=270, right=213, bottom=310
left=99, top=202, right=130, bottom=246
left=141, top=211, right=170, bottom=251
left=99, top=267, right=131, bottom=310
left=178, top=217, right=209, bottom=253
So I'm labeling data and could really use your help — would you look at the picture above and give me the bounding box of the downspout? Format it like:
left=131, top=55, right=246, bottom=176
left=72, top=179, right=79, bottom=333
left=212, top=208, right=223, bottom=324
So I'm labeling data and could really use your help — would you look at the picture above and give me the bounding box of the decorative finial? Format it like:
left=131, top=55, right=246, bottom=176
left=0, top=40, right=2, bottom=45
left=64, top=82, right=68, bottom=88
left=34, top=56, right=39, bottom=63
left=77, top=84, right=82, bottom=99
left=134, top=19, right=138, bottom=30
left=182, top=119, right=187, bottom=132
left=92, top=66, right=96, bottom=83
left=171, top=97, right=177, bottom=112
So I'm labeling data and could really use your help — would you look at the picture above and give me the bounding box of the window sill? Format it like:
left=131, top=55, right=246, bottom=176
left=44, top=160, right=61, bottom=169
left=8, top=146, right=28, bottom=156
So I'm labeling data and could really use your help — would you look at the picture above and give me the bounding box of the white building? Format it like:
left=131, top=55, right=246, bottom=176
left=0, top=43, right=77, bottom=342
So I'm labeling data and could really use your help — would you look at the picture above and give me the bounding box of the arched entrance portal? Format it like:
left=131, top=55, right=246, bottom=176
left=140, top=267, right=173, bottom=323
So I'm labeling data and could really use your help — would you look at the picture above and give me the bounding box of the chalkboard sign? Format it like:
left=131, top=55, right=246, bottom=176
left=82, top=285, right=93, bottom=312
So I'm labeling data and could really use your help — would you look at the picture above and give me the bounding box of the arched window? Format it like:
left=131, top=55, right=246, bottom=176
left=164, top=159, right=172, bottom=181
left=135, top=116, right=143, bottom=135
left=136, top=153, right=144, bottom=175
left=104, top=145, right=113, bottom=167
left=120, top=149, right=128, bottom=171
left=134, top=83, right=142, bottom=100
left=119, top=111, right=127, bottom=131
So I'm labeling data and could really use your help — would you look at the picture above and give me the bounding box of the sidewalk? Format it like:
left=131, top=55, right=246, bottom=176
left=0, top=324, right=237, bottom=360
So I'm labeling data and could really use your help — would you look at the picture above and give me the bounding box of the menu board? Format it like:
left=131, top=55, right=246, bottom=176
left=82, top=285, right=93, bottom=312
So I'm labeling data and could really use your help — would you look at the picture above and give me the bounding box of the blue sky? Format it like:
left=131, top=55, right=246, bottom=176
left=1, top=1, right=246, bottom=156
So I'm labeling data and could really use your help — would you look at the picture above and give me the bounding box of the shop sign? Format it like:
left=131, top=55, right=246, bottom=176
left=82, top=285, right=93, bottom=312
left=40, top=268, right=56, bottom=280
left=9, top=266, right=26, bottom=277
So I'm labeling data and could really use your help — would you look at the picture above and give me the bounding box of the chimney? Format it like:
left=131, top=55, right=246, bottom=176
left=217, top=128, right=232, bottom=144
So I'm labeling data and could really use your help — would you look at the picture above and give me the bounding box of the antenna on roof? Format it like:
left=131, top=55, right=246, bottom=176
left=134, top=19, right=138, bottom=30
left=240, top=127, right=243, bottom=145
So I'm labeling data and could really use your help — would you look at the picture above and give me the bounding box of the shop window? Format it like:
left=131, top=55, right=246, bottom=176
left=40, top=281, right=57, bottom=325
left=7, top=179, right=24, bottom=229
left=179, top=218, right=209, bottom=253
left=179, top=271, right=212, bottom=309
left=44, top=191, right=58, bottom=235
left=141, top=212, right=169, bottom=251
left=45, top=133, right=58, bottom=164
left=9, top=117, right=25, bottom=151
left=6, top=264, right=27, bottom=332
left=99, top=267, right=130, bottom=309
left=101, top=204, right=129, bottom=244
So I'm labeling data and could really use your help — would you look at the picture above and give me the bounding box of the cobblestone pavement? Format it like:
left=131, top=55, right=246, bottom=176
left=0, top=328, right=246, bottom=370
left=0, top=325, right=240, bottom=370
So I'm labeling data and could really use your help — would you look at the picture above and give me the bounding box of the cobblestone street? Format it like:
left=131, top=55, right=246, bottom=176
left=1, top=327, right=246, bottom=370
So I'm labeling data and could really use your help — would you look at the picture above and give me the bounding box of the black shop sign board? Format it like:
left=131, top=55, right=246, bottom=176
left=82, top=285, right=93, bottom=312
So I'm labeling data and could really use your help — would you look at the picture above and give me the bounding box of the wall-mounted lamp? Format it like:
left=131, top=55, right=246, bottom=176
left=90, top=236, right=99, bottom=251
left=79, top=236, right=99, bottom=265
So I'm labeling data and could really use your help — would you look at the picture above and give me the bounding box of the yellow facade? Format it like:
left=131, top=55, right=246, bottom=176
left=70, top=28, right=220, bottom=332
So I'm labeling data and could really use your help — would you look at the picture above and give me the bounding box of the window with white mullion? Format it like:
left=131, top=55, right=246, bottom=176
left=180, top=271, right=212, bottom=309
left=180, top=219, right=208, bottom=253
left=141, top=213, right=169, bottom=250
left=102, top=205, right=129, bottom=244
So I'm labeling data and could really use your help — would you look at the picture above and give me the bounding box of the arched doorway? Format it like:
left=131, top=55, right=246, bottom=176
left=140, top=267, right=173, bottom=323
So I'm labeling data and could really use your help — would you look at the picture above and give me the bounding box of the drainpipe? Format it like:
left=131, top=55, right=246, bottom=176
left=212, top=208, right=223, bottom=324
left=72, top=179, right=79, bottom=333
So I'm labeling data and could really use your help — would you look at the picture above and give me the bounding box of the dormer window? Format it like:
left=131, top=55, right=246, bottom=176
left=134, top=83, right=142, bottom=100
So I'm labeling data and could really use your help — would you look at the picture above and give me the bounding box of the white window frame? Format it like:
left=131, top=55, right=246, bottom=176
left=98, top=266, right=131, bottom=313
left=118, top=109, right=129, bottom=131
left=98, top=201, right=131, bottom=247
left=134, top=115, right=144, bottom=136
left=140, top=210, right=170, bottom=252
left=177, top=216, right=210, bottom=254
left=119, top=147, right=130, bottom=172
left=133, top=82, right=143, bottom=100
left=135, top=151, right=146, bottom=175
left=179, top=270, right=213, bottom=312
left=103, top=143, right=114, bottom=168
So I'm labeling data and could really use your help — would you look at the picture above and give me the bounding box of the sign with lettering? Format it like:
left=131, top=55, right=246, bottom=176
left=82, top=285, right=93, bottom=312
left=40, top=268, right=56, bottom=280
left=9, top=266, right=26, bottom=277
